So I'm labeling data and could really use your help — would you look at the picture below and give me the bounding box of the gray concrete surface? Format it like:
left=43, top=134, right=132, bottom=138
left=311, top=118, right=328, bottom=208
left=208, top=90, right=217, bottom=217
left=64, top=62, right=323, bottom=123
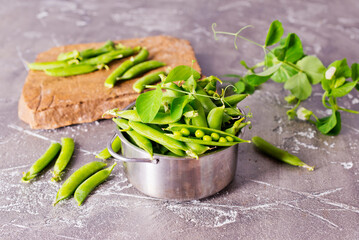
left=1, top=0, right=359, bottom=239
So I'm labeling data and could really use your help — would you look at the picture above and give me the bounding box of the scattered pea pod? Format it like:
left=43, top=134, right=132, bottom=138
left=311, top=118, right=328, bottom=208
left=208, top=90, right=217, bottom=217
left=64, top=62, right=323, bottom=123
left=21, top=142, right=61, bottom=182
left=51, top=138, right=75, bottom=182
left=81, top=47, right=138, bottom=65
left=133, top=70, right=166, bottom=93
left=251, top=136, right=314, bottom=171
left=44, top=64, right=100, bottom=77
left=104, top=48, right=149, bottom=88
left=28, top=60, right=72, bottom=71
left=113, top=118, right=153, bottom=158
left=57, top=40, right=115, bottom=61
left=119, top=60, right=166, bottom=80
left=74, top=163, right=117, bottom=206
left=96, top=136, right=122, bottom=160
left=54, top=161, right=106, bottom=206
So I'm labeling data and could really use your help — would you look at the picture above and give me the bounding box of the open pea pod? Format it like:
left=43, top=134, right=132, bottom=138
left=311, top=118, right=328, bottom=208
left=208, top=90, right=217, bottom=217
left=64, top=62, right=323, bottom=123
left=165, top=123, right=249, bottom=143
left=166, top=134, right=241, bottom=147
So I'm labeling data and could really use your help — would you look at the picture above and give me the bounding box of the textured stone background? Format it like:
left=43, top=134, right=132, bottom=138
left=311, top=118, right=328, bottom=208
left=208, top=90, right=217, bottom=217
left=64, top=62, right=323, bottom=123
left=1, top=0, right=359, bottom=239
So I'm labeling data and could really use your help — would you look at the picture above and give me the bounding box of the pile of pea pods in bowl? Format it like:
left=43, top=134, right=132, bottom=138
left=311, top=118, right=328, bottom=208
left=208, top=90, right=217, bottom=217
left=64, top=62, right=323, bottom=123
left=105, top=65, right=251, bottom=201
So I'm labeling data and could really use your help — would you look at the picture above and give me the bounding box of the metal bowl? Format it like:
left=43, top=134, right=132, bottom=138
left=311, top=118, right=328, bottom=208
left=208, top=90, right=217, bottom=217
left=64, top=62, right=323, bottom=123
left=107, top=103, right=244, bottom=201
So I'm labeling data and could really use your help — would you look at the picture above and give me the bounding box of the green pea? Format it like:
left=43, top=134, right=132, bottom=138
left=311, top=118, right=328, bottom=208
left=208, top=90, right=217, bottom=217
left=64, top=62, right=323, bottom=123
left=189, top=99, right=208, bottom=128
left=173, top=131, right=182, bottom=137
left=219, top=137, right=227, bottom=143
left=211, top=133, right=220, bottom=141
left=180, top=128, right=190, bottom=136
left=169, top=134, right=240, bottom=147
left=54, top=161, right=106, bottom=206
left=195, top=129, right=205, bottom=138
left=74, top=163, right=117, bottom=206
left=21, top=142, right=62, bottom=183
left=95, top=136, right=122, bottom=160
left=81, top=48, right=137, bottom=65
left=226, top=136, right=234, bottom=142
left=185, top=142, right=210, bottom=155
left=51, top=138, right=75, bottom=182
left=202, top=135, right=212, bottom=141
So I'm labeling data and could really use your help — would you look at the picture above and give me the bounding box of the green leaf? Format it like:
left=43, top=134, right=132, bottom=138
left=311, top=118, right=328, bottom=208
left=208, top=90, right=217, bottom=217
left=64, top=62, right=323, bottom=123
left=245, top=64, right=282, bottom=86
left=274, top=33, right=304, bottom=63
left=331, top=81, right=358, bottom=98
left=351, top=63, right=359, bottom=81
left=271, top=64, right=298, bottom=83
left=328, top=59, right=351, bottom=79
left=170, top=95, right=191, bottom=120
left=284, top=72, right=312, bottom=100
left=164, top=65, right=201, bottom=83
left=316, top=111, right=340, bottom=135
left=296, top=56, right=326, bottom=84
left=135, top=85, right=163, bottom=123
left=234, top=80, right=246, bottom=93
left=265, top=20, right=284, bottom=47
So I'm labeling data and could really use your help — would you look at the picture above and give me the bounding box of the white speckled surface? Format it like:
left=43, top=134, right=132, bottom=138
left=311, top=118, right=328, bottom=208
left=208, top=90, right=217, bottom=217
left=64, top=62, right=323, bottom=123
left=1, top=0, right=359, bottom=239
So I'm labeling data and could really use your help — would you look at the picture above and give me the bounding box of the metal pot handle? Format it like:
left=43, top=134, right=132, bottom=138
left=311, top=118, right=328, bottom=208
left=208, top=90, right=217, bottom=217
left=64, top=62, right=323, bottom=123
left=107, top=133, right=159, bottom=164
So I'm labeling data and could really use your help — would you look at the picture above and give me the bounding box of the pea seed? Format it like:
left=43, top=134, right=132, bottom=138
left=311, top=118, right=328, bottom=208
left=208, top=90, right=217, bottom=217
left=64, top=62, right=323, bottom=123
left=180, top=128, right=190, bottom=136
left=226, top=136, right=234, bottom=142
left=203, top=135, right=212, bottom=141
left=173, top=131, right=182, bottom=137
left=219, top=137, right=227, bottom=143
left=195, top=129, right=205, bottom=138
left=211, top=133, right=220, bottom=141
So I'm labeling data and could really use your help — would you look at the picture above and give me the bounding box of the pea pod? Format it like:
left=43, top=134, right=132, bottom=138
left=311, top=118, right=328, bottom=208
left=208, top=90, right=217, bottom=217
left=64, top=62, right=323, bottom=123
left=128, top=121, right=197, bottom=158
left=185, top=142, right=210, bottom=155
left=81, top=48, right=138, bottom=65
left=166, top=123, right=247, bottom=143
left=44, top=64, right=99, bottom=77
left=224, top=107, right=243, bottom=116
left=105, top=48, right=149, bottom=88
left=28, top=60, right=72, bottom=71
left=57, top=40, right=115, bottom=61
left=120, top=60, right=166, bottom=80
left=189, top=99, right=208, bottom=128
left=51, top=138, right=75, bottom=182
left=21, top=142, right=62, bottom=182
left=214, top=94, right=249, bottom=107
left=54, top=161, right=106, bottom=206
left=224, top=118, right=245, bottom=135
left=167, top=134, right=242, bottom=147
left=194, top=86, right=217, bottom=114
left=113, top=118, right=153, bottom=158
left=128, top=121, right=187, bottom=152
left=74, top=163, right=117, bottom=206
left=251, top=136, right=314, bottom=171
left=107, top=109, right=180, bottom=124
left=96, top=136, right=122, bottom=160
left=207, top=106, right=224, bottom=130
left=133, top=71, right=166, bottom=93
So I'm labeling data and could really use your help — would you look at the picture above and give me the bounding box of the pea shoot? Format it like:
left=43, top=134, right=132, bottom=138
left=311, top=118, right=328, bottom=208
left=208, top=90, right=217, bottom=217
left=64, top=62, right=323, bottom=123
left=212, top=20, right=359, bottom=135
